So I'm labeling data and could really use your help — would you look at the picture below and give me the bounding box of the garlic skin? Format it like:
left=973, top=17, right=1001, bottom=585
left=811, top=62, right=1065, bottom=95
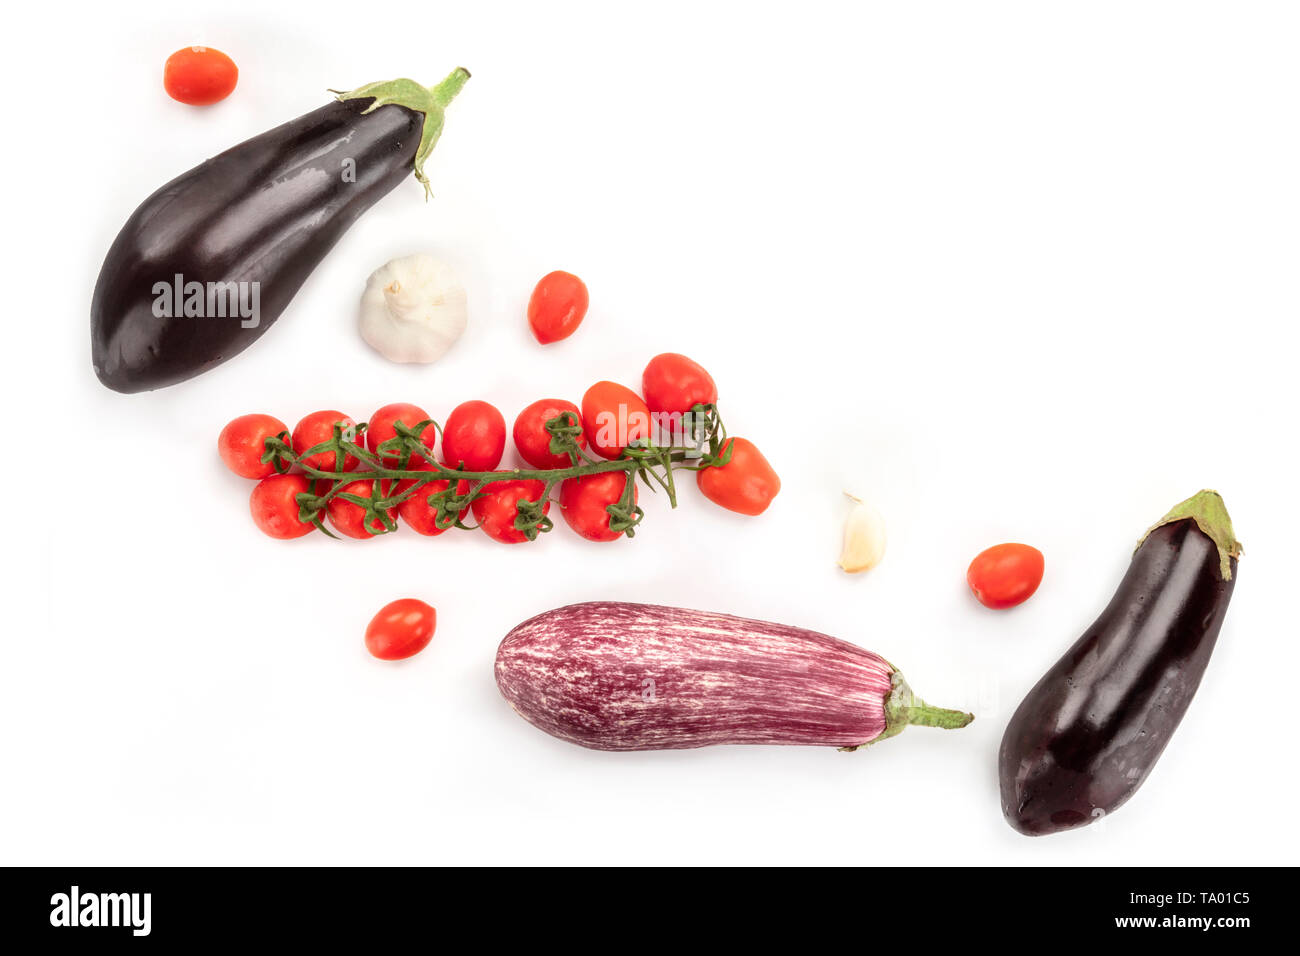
left=360, top=254, right=467, bottom=363
left=839, top=494, right=887, bottom=574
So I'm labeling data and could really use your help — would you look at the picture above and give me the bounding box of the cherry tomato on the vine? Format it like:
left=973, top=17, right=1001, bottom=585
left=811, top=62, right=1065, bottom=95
left=396, top=463, right=471, bottom=536
left=163, top=46, right=239, bottom=106
left=581, top=381, right=651, bottom=460
left=327, top=479, right=396, bottom=539
left=292, top=410, right=360, bottom=472
left=472, top=477, right=550, bottom=544
left=527, top=271, right=588, bottom=344
left=560, top=472, right=637, bottom=542
left=219, top=413, right=287, bottom=479
left=365, top=598, right=436, bottom=661
left=441, top=400, right=506, bottom=472
left=967, top=543, right=1044, bottom=609
left=642, top=353, right=717, bottom=416
left=367, top=402, right=436, bottom=466
left=513, top=399, right=585, bottom=469
left=696, top=437, right=781, bottom=516
left=249, top=474, right=315, bottom=539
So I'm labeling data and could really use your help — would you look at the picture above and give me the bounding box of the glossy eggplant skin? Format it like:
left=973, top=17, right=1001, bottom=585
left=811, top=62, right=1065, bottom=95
left=91, top=98, right=419, bottom=392
left=999, top=519, right=1236, bottom=836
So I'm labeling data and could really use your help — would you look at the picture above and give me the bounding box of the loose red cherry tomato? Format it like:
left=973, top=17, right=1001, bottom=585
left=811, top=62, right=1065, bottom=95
left=581, top=381, right=652, bottom=459
left=527, top=271, right=588, bottom=344
left=642, top=353, right=718, bottom=416
left=327, top=479, right=396, bottom=539
left=292, top=410, right=360, bottom=472
left=219, top=413, right=287, bottom=479
left=472, top=477, right=550, bottom=544
left=696, top=437, right=781, bottom=516
left=396, top=464, right=471, bottom=536
left=163, top=46, right=239, bottom=106
left=441, top=400, right=506, bottom=472
left=365, top=598, right=436, bottom=661
left=513, top=399, right=586, bottom=469
left=967, top=543, right=1044, bottom=609
left=366, top=402, right=436, bottom=466
left=249, top=474, right=315, bottom=539
left=560, top=472, right=637, bottom=542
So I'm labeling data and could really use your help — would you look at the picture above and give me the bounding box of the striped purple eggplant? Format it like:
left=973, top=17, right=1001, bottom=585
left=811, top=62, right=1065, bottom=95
left=494, top=602, right=973, bottom=751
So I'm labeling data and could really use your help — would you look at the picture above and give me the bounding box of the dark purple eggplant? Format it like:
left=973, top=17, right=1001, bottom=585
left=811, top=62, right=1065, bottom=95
left=999, top=490, right=1241, bottom=836
left=90, top=69, right=469, bottom=392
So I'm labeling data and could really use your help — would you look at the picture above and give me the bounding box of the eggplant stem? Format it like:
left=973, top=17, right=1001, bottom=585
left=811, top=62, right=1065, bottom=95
left=334, top=67, right=471, bottom=200
left=846, top=671, right=974, bottom=751
left=1137, top=489, right=1242, bottom=582
left=430, top=67, right=471, bottom=108
left=895, top=699, right=976, bottom=729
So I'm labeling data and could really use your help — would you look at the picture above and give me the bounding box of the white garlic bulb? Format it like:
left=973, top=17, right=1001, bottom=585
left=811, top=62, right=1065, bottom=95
left=360, top=254, right=467, bottom=364
left=839, top=493, right=887, bottom=573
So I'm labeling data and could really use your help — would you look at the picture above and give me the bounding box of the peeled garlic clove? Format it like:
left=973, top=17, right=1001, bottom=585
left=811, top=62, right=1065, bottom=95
left=360, top=254, right=467, bottom=364
left=839, top=493, right=887, bottom=573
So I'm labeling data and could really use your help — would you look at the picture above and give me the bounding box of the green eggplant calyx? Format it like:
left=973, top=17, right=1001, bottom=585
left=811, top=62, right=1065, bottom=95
left=840, top=671, right=975, bottom=751
left=331, top=67, right=470, bottom=200
left=1139, top=489, right=1242, bottom=582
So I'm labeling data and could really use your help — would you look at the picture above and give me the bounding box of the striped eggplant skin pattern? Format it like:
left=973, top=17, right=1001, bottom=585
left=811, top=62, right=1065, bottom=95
left=494, top=602, right=899, bottom=751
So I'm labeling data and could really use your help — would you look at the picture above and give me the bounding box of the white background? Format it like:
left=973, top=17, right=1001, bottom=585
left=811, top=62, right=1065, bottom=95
left=3, top=0, right=1297, bottom=865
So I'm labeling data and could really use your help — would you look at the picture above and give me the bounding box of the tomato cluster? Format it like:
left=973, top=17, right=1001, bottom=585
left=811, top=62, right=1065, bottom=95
left=219, top=353, right=781, bottom=546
